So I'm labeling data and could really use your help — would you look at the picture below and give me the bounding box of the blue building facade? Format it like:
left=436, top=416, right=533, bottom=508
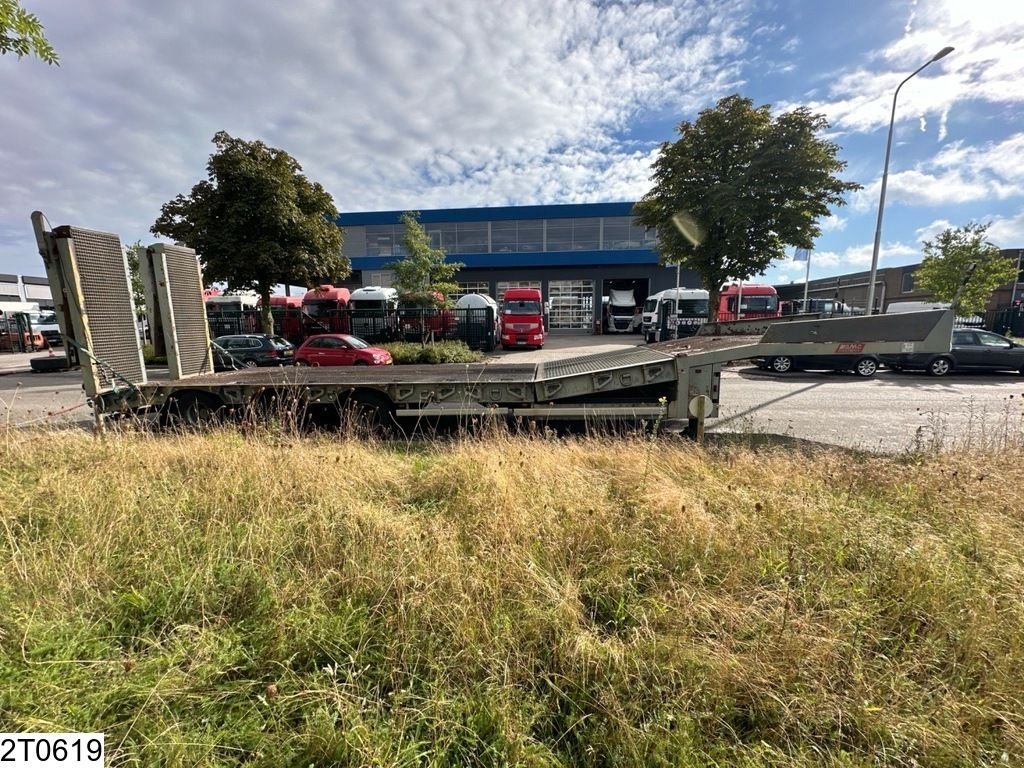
left=337, top=202, right=698, bottom=332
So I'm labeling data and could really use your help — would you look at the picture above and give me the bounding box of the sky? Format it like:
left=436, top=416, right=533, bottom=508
left=2, top=0, right=1022, bottom=289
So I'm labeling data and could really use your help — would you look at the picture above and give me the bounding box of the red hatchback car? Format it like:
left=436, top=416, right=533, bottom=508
left=294, top=334, right=393, bottom=366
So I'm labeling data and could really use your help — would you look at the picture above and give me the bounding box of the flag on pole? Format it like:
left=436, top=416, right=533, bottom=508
left=793, top=248, right=810, bottom=262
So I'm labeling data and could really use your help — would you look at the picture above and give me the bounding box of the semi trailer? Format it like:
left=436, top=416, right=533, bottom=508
left=32, top=213, right=957, bottom=437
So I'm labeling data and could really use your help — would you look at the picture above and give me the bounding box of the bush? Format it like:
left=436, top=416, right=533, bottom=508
left=380, top=340, right=481, bottom=365
left=142, top=344, right=167, bottom=366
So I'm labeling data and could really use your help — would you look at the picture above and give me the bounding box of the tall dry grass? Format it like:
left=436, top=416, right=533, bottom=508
left=1, top=427, right=1023, bottom=766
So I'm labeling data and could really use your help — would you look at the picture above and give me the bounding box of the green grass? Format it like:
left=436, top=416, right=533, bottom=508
left=1, top=429, right=1023, bottom=766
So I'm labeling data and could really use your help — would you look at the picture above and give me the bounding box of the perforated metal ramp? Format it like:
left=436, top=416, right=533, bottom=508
left=141, top=243, right=212, bottom=378
left=535, top=347, right=678, bottom=402
left=538, top=347, right=675, bottom=379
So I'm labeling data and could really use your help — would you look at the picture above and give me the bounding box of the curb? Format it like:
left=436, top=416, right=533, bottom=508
left=0, top=367, right=33, bottom=377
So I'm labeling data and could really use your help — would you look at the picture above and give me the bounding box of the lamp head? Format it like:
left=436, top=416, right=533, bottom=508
left=931, top=46, right=954, bottom=62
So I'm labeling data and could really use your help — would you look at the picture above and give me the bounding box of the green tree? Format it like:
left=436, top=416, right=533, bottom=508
left=633, top=94, right=860, bottom=320
left=123, top=240, right=146, bottom=316
left=914, top=223, right=1017, bottom=315
left=152, top=131, right=347, bottom=334
left=386, top=211, right=464, bottom=307
left=1, top=0, right=58, bottom=63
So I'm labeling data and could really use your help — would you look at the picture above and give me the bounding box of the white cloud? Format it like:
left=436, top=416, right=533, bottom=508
left=788, top=0, right=1024, bottom=137
left=0, top=0, right=757, bottom=275
left=820, top=214, right=847, bottom=233
left=985, top=210, right=1024, bottom=247
left=914, top=218, right=956, bottom=241
left=841, top=241, right=919, bottom=267
left=852, top=133, right=1024, bottom=209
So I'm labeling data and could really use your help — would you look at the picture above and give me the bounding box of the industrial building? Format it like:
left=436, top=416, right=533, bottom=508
left=336, top=202, right=698, bottom=333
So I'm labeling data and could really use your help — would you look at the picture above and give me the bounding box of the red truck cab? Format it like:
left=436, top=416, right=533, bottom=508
left=500, top=288, right=546, bottom=349
left=301, top=285, right=351, bottom=335
left=718, top=283, right=781, bottom=321
left=267, top=294, right=304, bottom=344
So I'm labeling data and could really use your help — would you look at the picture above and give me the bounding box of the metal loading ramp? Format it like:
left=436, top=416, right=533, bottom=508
left=535, top=347, right=678, bottom=402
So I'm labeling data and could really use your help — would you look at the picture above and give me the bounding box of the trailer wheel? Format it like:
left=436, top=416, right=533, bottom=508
left=769, top=356, right=793, bottom=374
left=160, top=392, right=226, bottom=429
left=342, top=392, right=401, bottom=437
left=853, top=357, right=878, bottom=378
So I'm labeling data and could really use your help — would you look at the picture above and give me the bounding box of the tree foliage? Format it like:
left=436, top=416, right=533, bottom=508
left=386, top=212, right=464, bottom=307
left=0, top=0, right=58, bottom=64
left=914, top=223, right=1017, bottom=315
left=152, top=131, right=347, bottom=334
left=633, top=94, right=860, bottom=319
left=123, top=240, right=146, bottom=316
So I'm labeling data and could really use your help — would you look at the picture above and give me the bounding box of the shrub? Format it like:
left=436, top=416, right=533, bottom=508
left=142, top=343, right=167, bottom=366
left=380, top=340, right=481, bottom=365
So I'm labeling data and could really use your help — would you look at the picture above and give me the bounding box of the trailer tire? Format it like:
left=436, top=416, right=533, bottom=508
left=853, top=357, right=878, bottom=378
left=342, top=391, right=401, bottom=437
left=769, top=356, right=793, bottom=374
left=160, top=392, right=226, bottom=429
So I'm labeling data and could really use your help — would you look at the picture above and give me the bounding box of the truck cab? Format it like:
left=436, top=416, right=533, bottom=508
left=205, top=292, right=260, bottom=336
left=500, top=288, right=545, bottom=349
left=642, top=288, right=710, bottom=342
left=605, top=287, right=638, bottom=333
left=348, top=286, right=399, bottom=341
left=718, top=283, right=780, bottom=322
left=267, top=294, right=305, bottom=344
left=301, top=285, right=351, bottom=335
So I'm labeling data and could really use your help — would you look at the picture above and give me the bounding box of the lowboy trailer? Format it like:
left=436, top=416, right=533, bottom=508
left=32, top=213, right=956, bottom=436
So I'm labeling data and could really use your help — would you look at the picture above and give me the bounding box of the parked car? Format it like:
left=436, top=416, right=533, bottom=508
left=213, top=334, right=295, bottom=367
left=881, top=329, right=1024, bottom=376
left=294, top=334, right=393, bottom=366
left=756, top=351, right=880, bottom=378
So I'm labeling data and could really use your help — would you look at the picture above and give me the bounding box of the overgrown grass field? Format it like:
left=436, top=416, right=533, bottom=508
left=1, top=429, right=1023, bottom=766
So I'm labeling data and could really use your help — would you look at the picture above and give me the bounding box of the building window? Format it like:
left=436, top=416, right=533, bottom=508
left=450, top=281, right=490, bottom=301
left=545, top=220, right=573, bottom=252
left=572, top=218, right=600, bottom=250
left=455, top=222, right=488, bottom=254
left=425, top=223, right=457, bottom=254
left=517, top=221, right=543, bottom=252
left=366, top=270, right=394, bottom=287
left=602, top=217, right=634, bottom=249
left=491, top=221, right=517, bottom=253
left=365, top=225, right=397, bottom=258
left=901, top=272, right=915, bottom=293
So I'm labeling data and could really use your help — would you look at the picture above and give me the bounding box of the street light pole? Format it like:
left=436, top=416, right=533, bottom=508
left=866, top=45, right=954, bottom=314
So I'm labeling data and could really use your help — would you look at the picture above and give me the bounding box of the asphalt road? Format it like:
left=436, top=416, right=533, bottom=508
left=3, top=360, right=1022, bottom=452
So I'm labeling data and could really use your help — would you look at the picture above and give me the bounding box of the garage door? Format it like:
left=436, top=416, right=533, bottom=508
left=548, top=279, right=593, bottom=330
left=496, top=281, right=541, bottom=303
